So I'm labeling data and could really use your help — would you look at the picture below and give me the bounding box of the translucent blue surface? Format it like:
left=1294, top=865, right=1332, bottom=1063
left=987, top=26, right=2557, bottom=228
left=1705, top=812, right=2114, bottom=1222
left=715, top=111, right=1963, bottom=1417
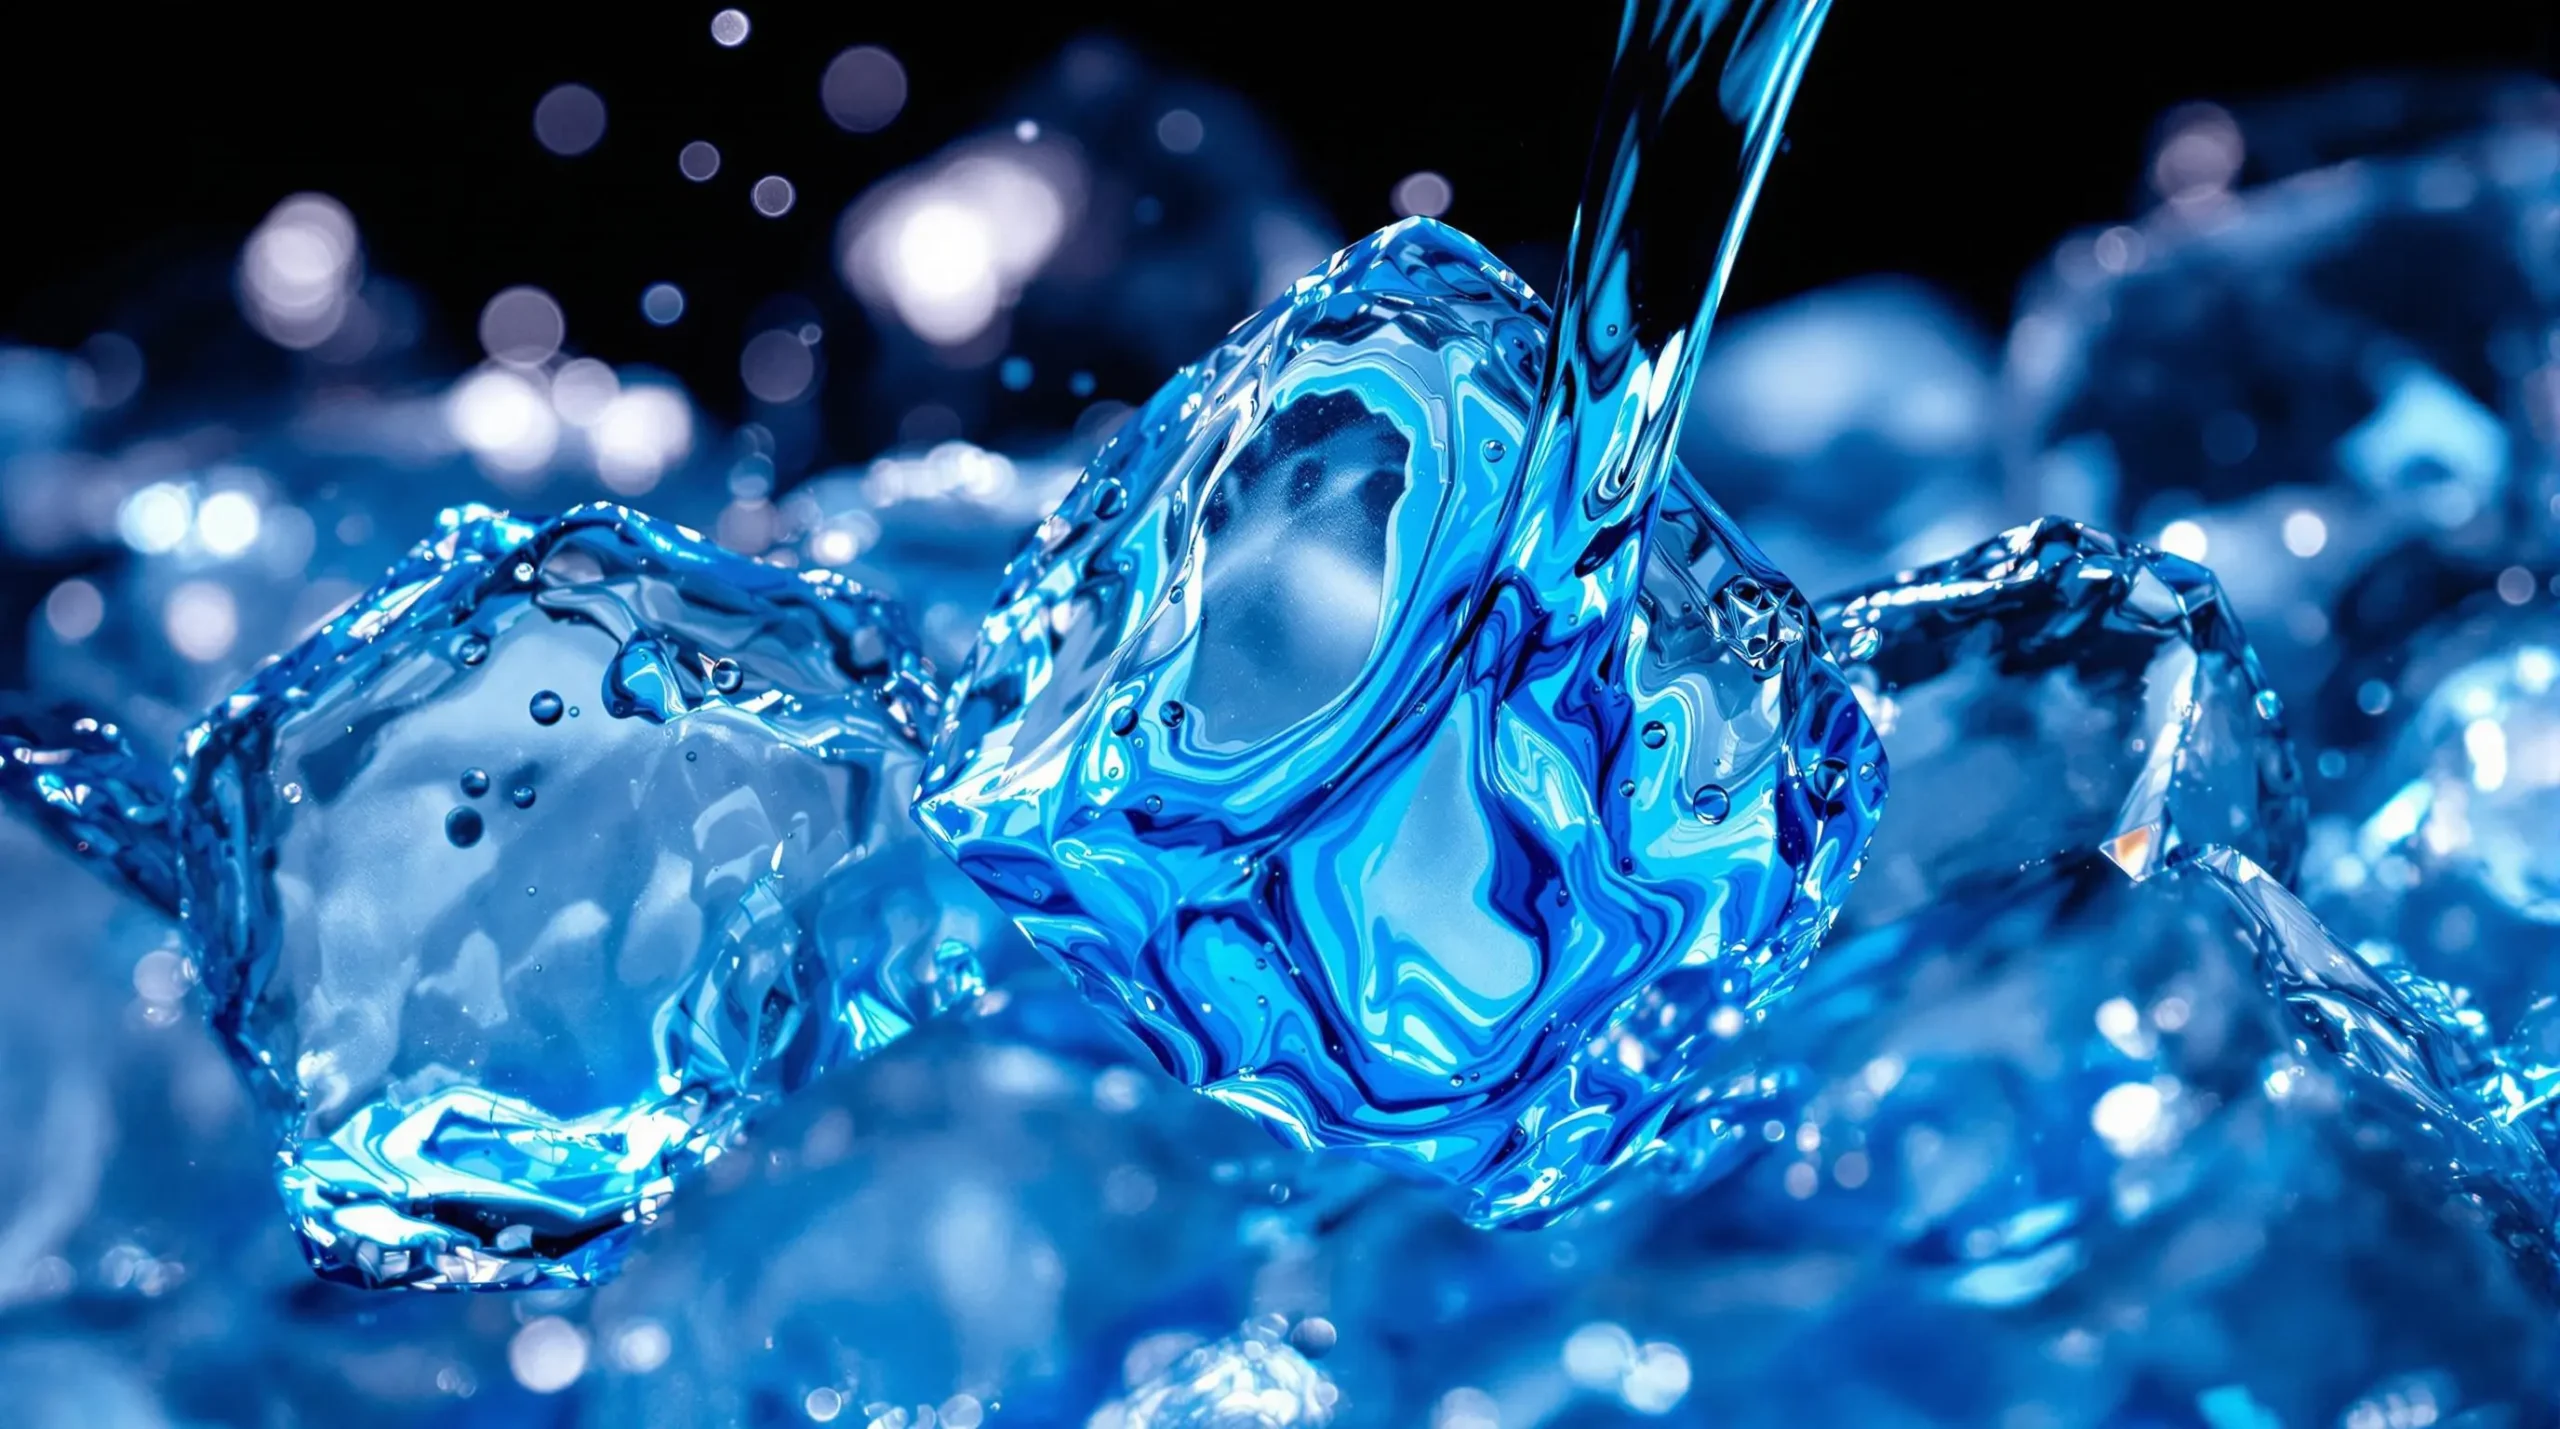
left=918, top=0, right=1875, bottom=1224
left=1817, top=516, right=2305, bottom=930
left=2307, top=620, right=2560, bottom=1027
left=2007, top=87, right=2560, bottom=759
left=9, top=503, right=1016, bottom=1289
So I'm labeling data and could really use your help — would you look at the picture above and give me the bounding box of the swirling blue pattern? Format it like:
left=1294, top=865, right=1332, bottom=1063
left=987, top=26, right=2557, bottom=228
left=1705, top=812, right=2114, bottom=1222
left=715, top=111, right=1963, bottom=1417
left=916, top=0, right=1877, bottom=1224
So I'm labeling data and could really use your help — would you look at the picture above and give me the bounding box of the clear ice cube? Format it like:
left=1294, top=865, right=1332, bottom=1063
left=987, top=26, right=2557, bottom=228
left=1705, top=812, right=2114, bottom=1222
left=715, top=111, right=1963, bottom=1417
left=110, top=502, right=1018, bottom=1289
left=1818, top=517, right=2305, bottom=930
left=915, top=218, right=1881, bottom=1225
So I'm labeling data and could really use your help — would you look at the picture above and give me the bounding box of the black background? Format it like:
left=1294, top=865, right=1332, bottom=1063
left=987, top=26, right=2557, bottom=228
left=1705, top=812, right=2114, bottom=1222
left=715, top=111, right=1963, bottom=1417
left=0, top=2, right=2553, bottom=428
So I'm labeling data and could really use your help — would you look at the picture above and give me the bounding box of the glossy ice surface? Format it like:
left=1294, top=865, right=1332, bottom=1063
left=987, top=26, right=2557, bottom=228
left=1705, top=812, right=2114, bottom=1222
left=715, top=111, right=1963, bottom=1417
left=2310, top=627, right=2560, bottom=1025
left=1093, top=1318, right=1338, bottom=1428
left=2007, top=89, right=2560, bottom=745
left=917, top=211, right=1877, bottom=1224
left=0, top=704, right=181, bottom=916
left=1588, top=848, right=2560, bottom=1427
left=155, top=503, right=1004, bottom=1288
left=1818, top=517, right=2305, bottom=930
left=916, top=0, right=1870, bottom=1225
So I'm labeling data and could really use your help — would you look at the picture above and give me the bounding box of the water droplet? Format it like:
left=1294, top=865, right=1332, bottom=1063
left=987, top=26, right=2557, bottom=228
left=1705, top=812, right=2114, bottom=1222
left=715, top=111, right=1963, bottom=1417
left=1482, top=439, right=1507, bottom=462
left=445, top=807, right=485, bottom=848
left=1094, top=482, right=1128, bottom=519
left=2254, top=689, right=2284, bottom=721
left=1843, top=626, right=1881, bottom=662
left=1640, top=721, right=1669, bottom=750
left=529, top=691, right=565, bottom=725
left=685, top=750, right=698, bottom=762
left=1159, top=701, right=1185, bottom=728
left=511, top=785, right=538, bottom=809
left=1137, top=794, right=1166, bottom=818
left=1109, top=705, right=1140, bottom=737
left=513, top=562, right=536, bottom=583
left=1604, top=323, right=1619, bottom=337
left=281, top=782, right=304, bottom=804
left=567, top=706, right=580, bottom=719
left=1618, top=778, right=1637, bottom=797
left=709, top=658, right=744, bottom=694
left=1807, top=758, right=1850, bottom=804
left=458, top=635, right=489, bottom=666
left=1167, top=582, right=1186, bottom=603
left=460, top=768, right=490, bottom=798
left=1694, top=785, right=1732, bottom=823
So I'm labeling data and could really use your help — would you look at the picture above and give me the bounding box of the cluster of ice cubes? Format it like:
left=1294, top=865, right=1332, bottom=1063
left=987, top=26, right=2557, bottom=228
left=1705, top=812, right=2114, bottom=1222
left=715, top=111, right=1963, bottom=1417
left=6, top=52, right=2560, bottom=1429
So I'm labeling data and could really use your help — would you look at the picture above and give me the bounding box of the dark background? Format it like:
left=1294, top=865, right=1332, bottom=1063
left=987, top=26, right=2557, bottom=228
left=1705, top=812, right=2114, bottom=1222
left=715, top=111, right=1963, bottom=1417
left=1, top=2, right=2553, bottom=429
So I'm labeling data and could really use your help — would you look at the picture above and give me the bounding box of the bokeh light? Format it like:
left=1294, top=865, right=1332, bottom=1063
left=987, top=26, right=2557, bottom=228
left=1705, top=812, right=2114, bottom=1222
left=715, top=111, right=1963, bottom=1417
left=477, top=285, right=566, bottom=367
left=1391, top=170, right=1454, bottom=218
left=641, top=282, right=686, bottom=325
left=822, top=46, right=907, bottom=133
left=237, top=194, right=361, bottom=351
left=532, top=83, right=608, bottom=157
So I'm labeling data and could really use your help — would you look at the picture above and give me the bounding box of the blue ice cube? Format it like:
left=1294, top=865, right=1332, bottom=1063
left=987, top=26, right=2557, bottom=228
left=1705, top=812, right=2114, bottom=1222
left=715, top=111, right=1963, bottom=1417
left=577, top=971, right=1324, bottom=1425
left=2008, top=103, right=2560, bottom=747
left=2307, top=633, right=2560, bottom=1026
left=915, top=218, right=1882, bottom=1225
left=1818, top=517, right=2305, bottom=929
left=8, top=502, right=1014, bottom=1289
left=1589, top=849, right=2560, bottom=1426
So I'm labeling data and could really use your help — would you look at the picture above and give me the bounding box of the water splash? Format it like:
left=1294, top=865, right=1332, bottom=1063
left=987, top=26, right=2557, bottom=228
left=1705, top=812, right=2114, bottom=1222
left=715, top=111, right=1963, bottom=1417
left=916, top=0, right=1873, bottom=1226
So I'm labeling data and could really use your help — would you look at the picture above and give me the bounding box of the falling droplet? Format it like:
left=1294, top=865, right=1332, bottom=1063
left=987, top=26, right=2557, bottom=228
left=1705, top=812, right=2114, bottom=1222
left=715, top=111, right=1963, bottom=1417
left=511, top=785, right=538, bottom=810
left=1640, top=721, right=1669, bottom=750
left=445, top=807, right=485, bottom=848
left=529, top=691, right=565, bottom=725
left=1694, top=785, right=1732, bottom=823
left=709, top=658, right=745, bottom=695
left=460, top=768, right=490, bottom=798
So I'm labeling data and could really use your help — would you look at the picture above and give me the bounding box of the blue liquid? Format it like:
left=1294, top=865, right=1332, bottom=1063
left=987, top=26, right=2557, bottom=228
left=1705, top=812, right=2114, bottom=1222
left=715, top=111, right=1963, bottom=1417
left=916, top=0, right=1872, bottom=1224
left=10, top=503, right=1018, bottom=1289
